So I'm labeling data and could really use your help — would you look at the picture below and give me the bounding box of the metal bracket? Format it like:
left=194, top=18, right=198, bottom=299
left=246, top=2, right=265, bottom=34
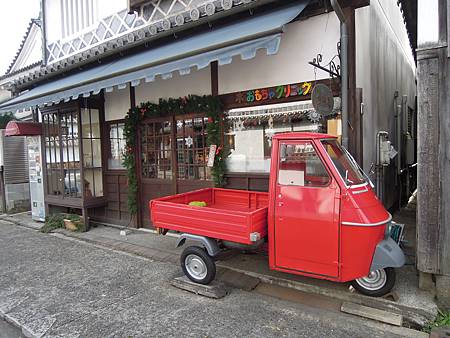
left=308, top=45, right=341, bottom=78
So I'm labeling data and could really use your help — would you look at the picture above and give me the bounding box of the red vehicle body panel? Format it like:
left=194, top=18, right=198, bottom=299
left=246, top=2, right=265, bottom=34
left=149, top=132, right=391, bottom=284
left=150, top=188, right=268, bottom=245
left=268, top=134, right=389, bottom=282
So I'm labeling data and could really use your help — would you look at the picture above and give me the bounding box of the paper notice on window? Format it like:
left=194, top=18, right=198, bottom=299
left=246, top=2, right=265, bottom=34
left=207, top=145, right=217, bottom=167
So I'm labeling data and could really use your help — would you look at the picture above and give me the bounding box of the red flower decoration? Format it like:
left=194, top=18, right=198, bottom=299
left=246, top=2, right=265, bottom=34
left=208, top=117, right=213, bottom=123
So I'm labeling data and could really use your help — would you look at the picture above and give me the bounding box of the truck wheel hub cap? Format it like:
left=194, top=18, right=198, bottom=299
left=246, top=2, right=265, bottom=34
left=185, top=254, right=207, bottom=280
left=355, top=269, right=387, bottom=291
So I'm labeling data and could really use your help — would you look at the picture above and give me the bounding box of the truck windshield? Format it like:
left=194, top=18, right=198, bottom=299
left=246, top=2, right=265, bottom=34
left=321, top=139, right=366, bottom=186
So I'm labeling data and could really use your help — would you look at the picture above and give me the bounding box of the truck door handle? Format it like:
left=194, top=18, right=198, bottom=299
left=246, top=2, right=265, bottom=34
left=278, top=202, right=284, bottom=207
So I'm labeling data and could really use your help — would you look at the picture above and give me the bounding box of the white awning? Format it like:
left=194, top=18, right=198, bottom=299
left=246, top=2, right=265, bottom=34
left=0, top=2, right=310, bottom=113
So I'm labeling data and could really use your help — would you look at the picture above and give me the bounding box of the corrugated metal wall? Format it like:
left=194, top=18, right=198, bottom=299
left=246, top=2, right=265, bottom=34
left=3, top=135, right=29, bottom=184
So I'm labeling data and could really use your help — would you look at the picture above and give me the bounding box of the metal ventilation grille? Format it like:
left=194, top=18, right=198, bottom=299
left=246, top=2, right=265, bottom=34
left=3, top=136, right=29, bottom=184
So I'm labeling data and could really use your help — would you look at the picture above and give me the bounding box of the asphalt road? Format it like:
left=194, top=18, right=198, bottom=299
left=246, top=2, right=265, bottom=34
left=0, top=221, right=423, bottom=338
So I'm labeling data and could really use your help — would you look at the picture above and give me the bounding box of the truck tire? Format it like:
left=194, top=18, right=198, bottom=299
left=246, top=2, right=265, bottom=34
left=181, top=246, right=216, bottom=285
left=351, top=268, right=396, bottom=297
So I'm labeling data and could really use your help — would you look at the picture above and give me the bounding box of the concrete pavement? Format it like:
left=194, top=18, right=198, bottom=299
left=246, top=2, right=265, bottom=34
left=0, top=221, right=427, bottom=338
left=50, top=221, right=436, bottom=328
left=0, top=318, right=24, bottom=338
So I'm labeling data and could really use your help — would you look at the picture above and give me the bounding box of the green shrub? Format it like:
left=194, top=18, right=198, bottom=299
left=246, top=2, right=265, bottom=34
left=424, top=310, right=450, bottom=333
left=40, top=214, right=65, bottom=233
left=40, top=213, right=85, bottom=233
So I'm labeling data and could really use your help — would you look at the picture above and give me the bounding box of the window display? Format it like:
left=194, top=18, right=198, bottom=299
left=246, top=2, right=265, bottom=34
left=42, top=103, right=104, bottom=200
left=108, top=122, right=126, bottom=169
left=226, top=102, right=322, bottom=174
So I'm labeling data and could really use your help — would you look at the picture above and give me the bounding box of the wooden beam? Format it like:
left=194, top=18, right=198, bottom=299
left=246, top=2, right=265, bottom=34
left=211, top=61, right=219, bottom=96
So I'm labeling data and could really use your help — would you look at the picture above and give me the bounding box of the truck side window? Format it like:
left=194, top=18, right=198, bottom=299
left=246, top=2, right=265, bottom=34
left=278, top=142, right=330, bottom=187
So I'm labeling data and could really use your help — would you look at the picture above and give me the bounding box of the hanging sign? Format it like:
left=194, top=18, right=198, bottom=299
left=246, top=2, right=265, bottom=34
left=207, top=145, right=217, bottom=167
left=312, top=84, right=334, bottom=115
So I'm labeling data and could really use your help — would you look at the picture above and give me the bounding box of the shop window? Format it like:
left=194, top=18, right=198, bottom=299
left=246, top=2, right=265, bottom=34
left=81, top=108, right=103, bottom=197
left=278, top=142, right=330, bottom=187
left=108, top=122, right=126, bottom=170
left=43, top=111, right=83, bottom=197
left=226, top=110, right=321, bottom=174
left=42, top=100, right=105, bottom=207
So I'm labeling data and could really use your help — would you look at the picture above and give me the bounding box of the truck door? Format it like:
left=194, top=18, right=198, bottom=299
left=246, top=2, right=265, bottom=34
left=274, top=140, right=340, bottom=278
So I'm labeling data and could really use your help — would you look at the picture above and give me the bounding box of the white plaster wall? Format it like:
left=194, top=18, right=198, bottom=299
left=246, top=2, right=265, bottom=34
left=45, top=0, right=127, bottom=43
left=105, top=84, right=130, bottom=121
left=97, top=0, right=127, bottom=20
left=0, top=90, right=10, bottom=104
left=355, top=0, right=416, bottom=208
left=218, top=14, right=340, bottom=94
left=45, top=0, right=62, bottom=43
left=10, top=25, right=42, bottom=73
left=135, top=66, right=211, bottom=105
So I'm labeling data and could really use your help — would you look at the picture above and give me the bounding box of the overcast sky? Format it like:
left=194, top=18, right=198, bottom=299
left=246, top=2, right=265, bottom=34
left=0, top=0, right=41, bottom=75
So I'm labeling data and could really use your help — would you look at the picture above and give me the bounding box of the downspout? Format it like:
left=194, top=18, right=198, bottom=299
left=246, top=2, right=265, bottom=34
left=330, top=0, right=349, bottom=148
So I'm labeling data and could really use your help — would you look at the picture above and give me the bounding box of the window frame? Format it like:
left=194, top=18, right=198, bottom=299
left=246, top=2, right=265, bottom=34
left=105, top=120, right=127, bottom=171
left=41, top=99, right=105, bottom=203
left=277, top=140, right=332, bottom=188
left=138, top=113, right=212, bottom=182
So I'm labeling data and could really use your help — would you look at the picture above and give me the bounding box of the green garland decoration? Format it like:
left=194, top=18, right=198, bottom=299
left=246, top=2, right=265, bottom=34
left=123, top=95, right=228, bottom=215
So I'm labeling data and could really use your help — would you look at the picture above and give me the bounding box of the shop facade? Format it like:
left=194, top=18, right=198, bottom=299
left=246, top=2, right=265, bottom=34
left=0, top=0, right=416, bottom=229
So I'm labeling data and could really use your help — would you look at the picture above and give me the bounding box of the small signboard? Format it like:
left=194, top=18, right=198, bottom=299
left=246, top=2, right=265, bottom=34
left=312, top=84, right=334, bottom=115
left=207, top=145, right=217, bottom=167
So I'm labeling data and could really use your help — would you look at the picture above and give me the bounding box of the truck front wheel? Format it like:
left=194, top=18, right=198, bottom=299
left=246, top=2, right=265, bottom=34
left=181, top=246, right=216, bottom=285
left=351, top=268, right=396, bottom=297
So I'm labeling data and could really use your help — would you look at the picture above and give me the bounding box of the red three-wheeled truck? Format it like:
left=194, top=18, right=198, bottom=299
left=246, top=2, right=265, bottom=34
left=150, top=132, right=405, bottom=297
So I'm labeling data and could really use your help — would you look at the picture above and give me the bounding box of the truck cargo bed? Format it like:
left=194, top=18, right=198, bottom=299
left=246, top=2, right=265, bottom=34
left=150, top=188, right=268, bottom=245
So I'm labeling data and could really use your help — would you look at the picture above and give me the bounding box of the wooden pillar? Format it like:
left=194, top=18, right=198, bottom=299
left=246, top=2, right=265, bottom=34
left=417, top=0, right=450, bottom=282
left=344, top=6, right=361, bottom=164
left=417, top=27, right=450, bottom=308
left=129, top=84, right=141, bottom=228
left=211, top=61, right=219, bottom=96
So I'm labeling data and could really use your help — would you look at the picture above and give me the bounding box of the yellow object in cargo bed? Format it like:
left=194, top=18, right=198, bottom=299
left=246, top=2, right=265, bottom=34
left=188, top=201, right=207, bottom=207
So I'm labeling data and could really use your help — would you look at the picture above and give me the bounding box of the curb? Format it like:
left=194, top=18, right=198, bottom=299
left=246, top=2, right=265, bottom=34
left=0, top=214, right=43, bottom=231
left=0, top=309, right=39, bottom=338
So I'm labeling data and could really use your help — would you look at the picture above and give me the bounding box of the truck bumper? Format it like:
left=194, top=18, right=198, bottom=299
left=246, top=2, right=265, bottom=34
left=370, top=237, right=405, bottom=272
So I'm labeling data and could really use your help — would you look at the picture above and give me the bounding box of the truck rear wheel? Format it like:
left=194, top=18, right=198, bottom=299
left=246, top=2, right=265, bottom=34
left=181, top=246, right=216, bottom=285
left=351, top=268, right=396, bottom=297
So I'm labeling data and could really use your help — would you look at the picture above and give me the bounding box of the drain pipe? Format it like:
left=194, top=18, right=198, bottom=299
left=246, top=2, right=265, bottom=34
left=331, top=0, right=349, bottom=149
